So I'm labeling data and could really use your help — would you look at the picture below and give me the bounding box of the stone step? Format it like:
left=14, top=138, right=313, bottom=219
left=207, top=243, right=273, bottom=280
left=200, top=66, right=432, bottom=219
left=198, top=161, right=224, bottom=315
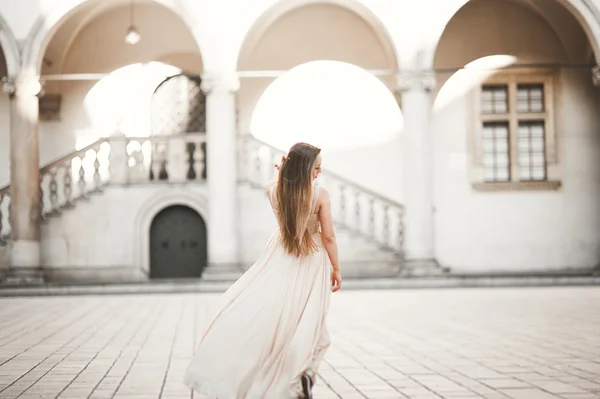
left=0, top=267, right=47, bottom=286
left=200, top=260, right=446, bottom=282
left=0, top=274, right=598, bottom=297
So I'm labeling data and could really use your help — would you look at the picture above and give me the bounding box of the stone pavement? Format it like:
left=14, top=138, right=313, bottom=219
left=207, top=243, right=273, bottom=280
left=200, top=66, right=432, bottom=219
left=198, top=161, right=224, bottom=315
left=0, top=287, right=599, bottom=399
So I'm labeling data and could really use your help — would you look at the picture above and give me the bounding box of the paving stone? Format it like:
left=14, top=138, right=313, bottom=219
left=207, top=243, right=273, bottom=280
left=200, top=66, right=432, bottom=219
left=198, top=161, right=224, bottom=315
left=0, top=287, right=598, bottom=398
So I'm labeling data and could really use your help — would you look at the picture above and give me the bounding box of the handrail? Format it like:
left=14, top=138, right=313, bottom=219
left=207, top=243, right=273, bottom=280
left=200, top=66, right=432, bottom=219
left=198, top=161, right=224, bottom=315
left=40, top=138, right=109, bottom=174
left=240, top=134, right=405, bottom=255
left=246, top=136, right=403, bottom=209
left=0, top=138, right=109, bottom=194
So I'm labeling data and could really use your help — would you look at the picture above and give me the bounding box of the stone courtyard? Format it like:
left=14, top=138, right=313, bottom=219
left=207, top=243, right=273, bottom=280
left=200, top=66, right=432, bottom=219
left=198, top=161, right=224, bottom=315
left=0, top=287, right=599, bottom=399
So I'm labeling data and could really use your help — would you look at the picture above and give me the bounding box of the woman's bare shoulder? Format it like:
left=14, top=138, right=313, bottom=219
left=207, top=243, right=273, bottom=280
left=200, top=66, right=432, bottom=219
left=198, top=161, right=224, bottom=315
left=317, top=186, right=330, bottom=202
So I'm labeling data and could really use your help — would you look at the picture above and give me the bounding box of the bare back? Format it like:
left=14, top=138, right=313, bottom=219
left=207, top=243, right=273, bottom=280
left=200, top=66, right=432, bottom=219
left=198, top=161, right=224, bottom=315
left=267, top=183, right=321, bottom=235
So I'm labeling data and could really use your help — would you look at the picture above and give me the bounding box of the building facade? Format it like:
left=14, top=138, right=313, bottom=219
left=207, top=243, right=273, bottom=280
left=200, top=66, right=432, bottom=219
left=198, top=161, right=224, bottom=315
left=0, top=0, right=599, bottom=283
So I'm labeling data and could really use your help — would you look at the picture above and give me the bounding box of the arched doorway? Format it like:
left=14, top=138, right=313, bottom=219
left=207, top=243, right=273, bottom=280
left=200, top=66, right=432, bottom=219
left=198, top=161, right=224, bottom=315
left=149, top=205, right=207, bottom=278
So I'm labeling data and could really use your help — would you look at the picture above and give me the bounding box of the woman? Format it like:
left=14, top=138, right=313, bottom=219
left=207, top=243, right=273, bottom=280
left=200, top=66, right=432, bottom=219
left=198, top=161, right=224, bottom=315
left=184, top=142, right=343, bottom=399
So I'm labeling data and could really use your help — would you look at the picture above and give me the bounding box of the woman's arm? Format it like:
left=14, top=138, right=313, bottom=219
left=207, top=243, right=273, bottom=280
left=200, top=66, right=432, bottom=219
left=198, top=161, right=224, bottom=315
left=318, top=189, right=341, bottom=280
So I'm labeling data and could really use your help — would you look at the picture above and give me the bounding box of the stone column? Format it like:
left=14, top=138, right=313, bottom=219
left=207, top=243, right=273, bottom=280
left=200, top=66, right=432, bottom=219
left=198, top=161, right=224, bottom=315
left=201, top=72, right=239, bottom=265
left=396, top=71, right=436, bottom=261
left=593, top=65, right=600, bottom=87
left=3, top=72, right=43, bottom=275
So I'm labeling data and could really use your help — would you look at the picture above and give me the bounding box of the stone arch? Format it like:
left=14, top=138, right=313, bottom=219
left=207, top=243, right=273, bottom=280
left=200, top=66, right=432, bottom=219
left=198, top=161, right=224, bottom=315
left=22, top=0, right=207, bottom=74
left=134, top=189, right=208, bottom=277
left=235, top=0, right=401, bottom=135
left=236, top=0, right=399, bottom=71
left=424, top=0, right=600, bottom=70
left=0, top=15, right=20, bottom=76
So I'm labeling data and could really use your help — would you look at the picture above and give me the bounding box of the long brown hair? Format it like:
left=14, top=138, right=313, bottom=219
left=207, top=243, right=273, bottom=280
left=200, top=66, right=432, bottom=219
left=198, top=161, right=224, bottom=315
left=276, top=142, right=321, bottom=257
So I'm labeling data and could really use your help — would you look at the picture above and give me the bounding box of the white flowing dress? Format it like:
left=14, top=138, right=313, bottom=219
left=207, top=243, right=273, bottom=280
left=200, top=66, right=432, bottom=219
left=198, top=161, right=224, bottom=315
left=184, top=185, right=332, bottom=399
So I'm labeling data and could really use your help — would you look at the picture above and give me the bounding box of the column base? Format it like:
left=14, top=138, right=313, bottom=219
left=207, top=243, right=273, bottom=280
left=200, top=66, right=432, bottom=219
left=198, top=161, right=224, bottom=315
left=11, top=240, right=41, bottom=267
left=1, top=267, right=46, bottom=285
left=2, top=240, right=45, bottom=286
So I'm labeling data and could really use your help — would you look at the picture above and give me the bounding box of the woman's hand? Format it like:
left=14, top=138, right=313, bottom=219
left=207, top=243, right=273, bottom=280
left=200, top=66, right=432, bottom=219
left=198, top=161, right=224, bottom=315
left=331, top=269, right=342, bottom=293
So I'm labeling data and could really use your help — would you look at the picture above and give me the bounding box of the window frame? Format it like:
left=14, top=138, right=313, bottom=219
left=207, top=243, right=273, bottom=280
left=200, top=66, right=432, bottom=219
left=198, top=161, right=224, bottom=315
left=470, top=68, right=561, bottom=191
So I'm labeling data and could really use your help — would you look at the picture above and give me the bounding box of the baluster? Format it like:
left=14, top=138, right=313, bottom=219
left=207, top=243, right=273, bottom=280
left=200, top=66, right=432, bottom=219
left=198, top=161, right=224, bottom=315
left=151, top=142, right=162, bottom=181
left=159, top=142, right=169, bottom=180
left=241, top=137, right=250, bottom=182
left=382, top=204, right=390, bottom=248
left=368, top=198, right=375, bottom=240
left=254, top=145, right=262, bottom=185
left=39, top=174, right=45, bottom=220
left=193, top=140, right=205, bottom=181
left=49, top=169, right=59, bottom=214
left=93, top=148, right=101, bottom=190
left=0, top=192, right=11, bottom=240
left=78, top=157, right=87, bottom=199
left=185, top=140, right=195, bottom=180
left=397, top=208, right=404, bottom=254
left=354, top=191, right=361, bottom=233
left=128, top=140, right=144, bottom=183
left=7, top=193, right=12, bottom=235
left=201, top=141, right=207, bottom=180
left=64, top=160, right=73, bottom=208
left=339, top=185, right=346, bottom=226
left=0, top=193, right=5, bottom=240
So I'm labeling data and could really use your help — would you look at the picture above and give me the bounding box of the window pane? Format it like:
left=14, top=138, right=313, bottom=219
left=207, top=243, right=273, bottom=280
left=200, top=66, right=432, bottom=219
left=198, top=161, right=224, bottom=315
left=495, top=139, right=508, bottom=153
left=532, top=138, right=544, bottom=151
left=517, top=100, right=529, bottom=113
left=532, top=153, right=545, bottom=166
left=483, top=140, right=494, bottom=152
left=496, top=168, right=510, bottom=181
left=518, top=124, right=529, bottom=137
left=530, top=99, right=543, bottom=112
left=532, top=167, right=546, bottom=180
left=518, top=121, right=546, bottom=181
left=518, top=138, right=530, bottom=151
left=482, top=125, right=494, bottom=138
left=495, top=124, right=508, bottom=138
left=483, top=154, right=495, bottom=167
left=531, top=124, right=544, bottom=138
left=495, top=102, right=508, bottom=114
left=517, top=83, right=545, bottom=113
left=482, top=122, right=511, bottom=182
left=482, top=85, right=509, bottom=114
left=482, top=90, right=492, bottom=102
left=496, top=155, right=509, bottom=167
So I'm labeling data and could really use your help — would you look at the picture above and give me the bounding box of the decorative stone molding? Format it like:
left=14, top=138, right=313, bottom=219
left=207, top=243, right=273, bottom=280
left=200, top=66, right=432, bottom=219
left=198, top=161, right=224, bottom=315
left=2, top=76, right=16, bottom=98
left=472, top=181, right=562, bottom=192
left=1, top=75, right=44, bottom=98
left=396, top=71, right=437, bottom=92
left=201, top=72, right=240, bottom=94
left=593, top=65, right=600, bottom=87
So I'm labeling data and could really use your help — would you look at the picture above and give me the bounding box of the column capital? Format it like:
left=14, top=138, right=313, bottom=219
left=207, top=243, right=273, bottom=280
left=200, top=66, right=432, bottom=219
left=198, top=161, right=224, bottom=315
left=593, top=65, right=600, bottom=87
left=201, top=72, right=240, bottom=94
left=2, top=75, right=43, bottom=98
left=2, top=76, right=16, bottom=97
left=395, top=71, right=436, bottom=93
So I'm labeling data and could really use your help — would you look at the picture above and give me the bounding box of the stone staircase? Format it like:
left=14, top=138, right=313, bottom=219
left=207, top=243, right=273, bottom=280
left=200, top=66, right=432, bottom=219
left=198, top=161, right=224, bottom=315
left=0, top=134, right=445, bottom=284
